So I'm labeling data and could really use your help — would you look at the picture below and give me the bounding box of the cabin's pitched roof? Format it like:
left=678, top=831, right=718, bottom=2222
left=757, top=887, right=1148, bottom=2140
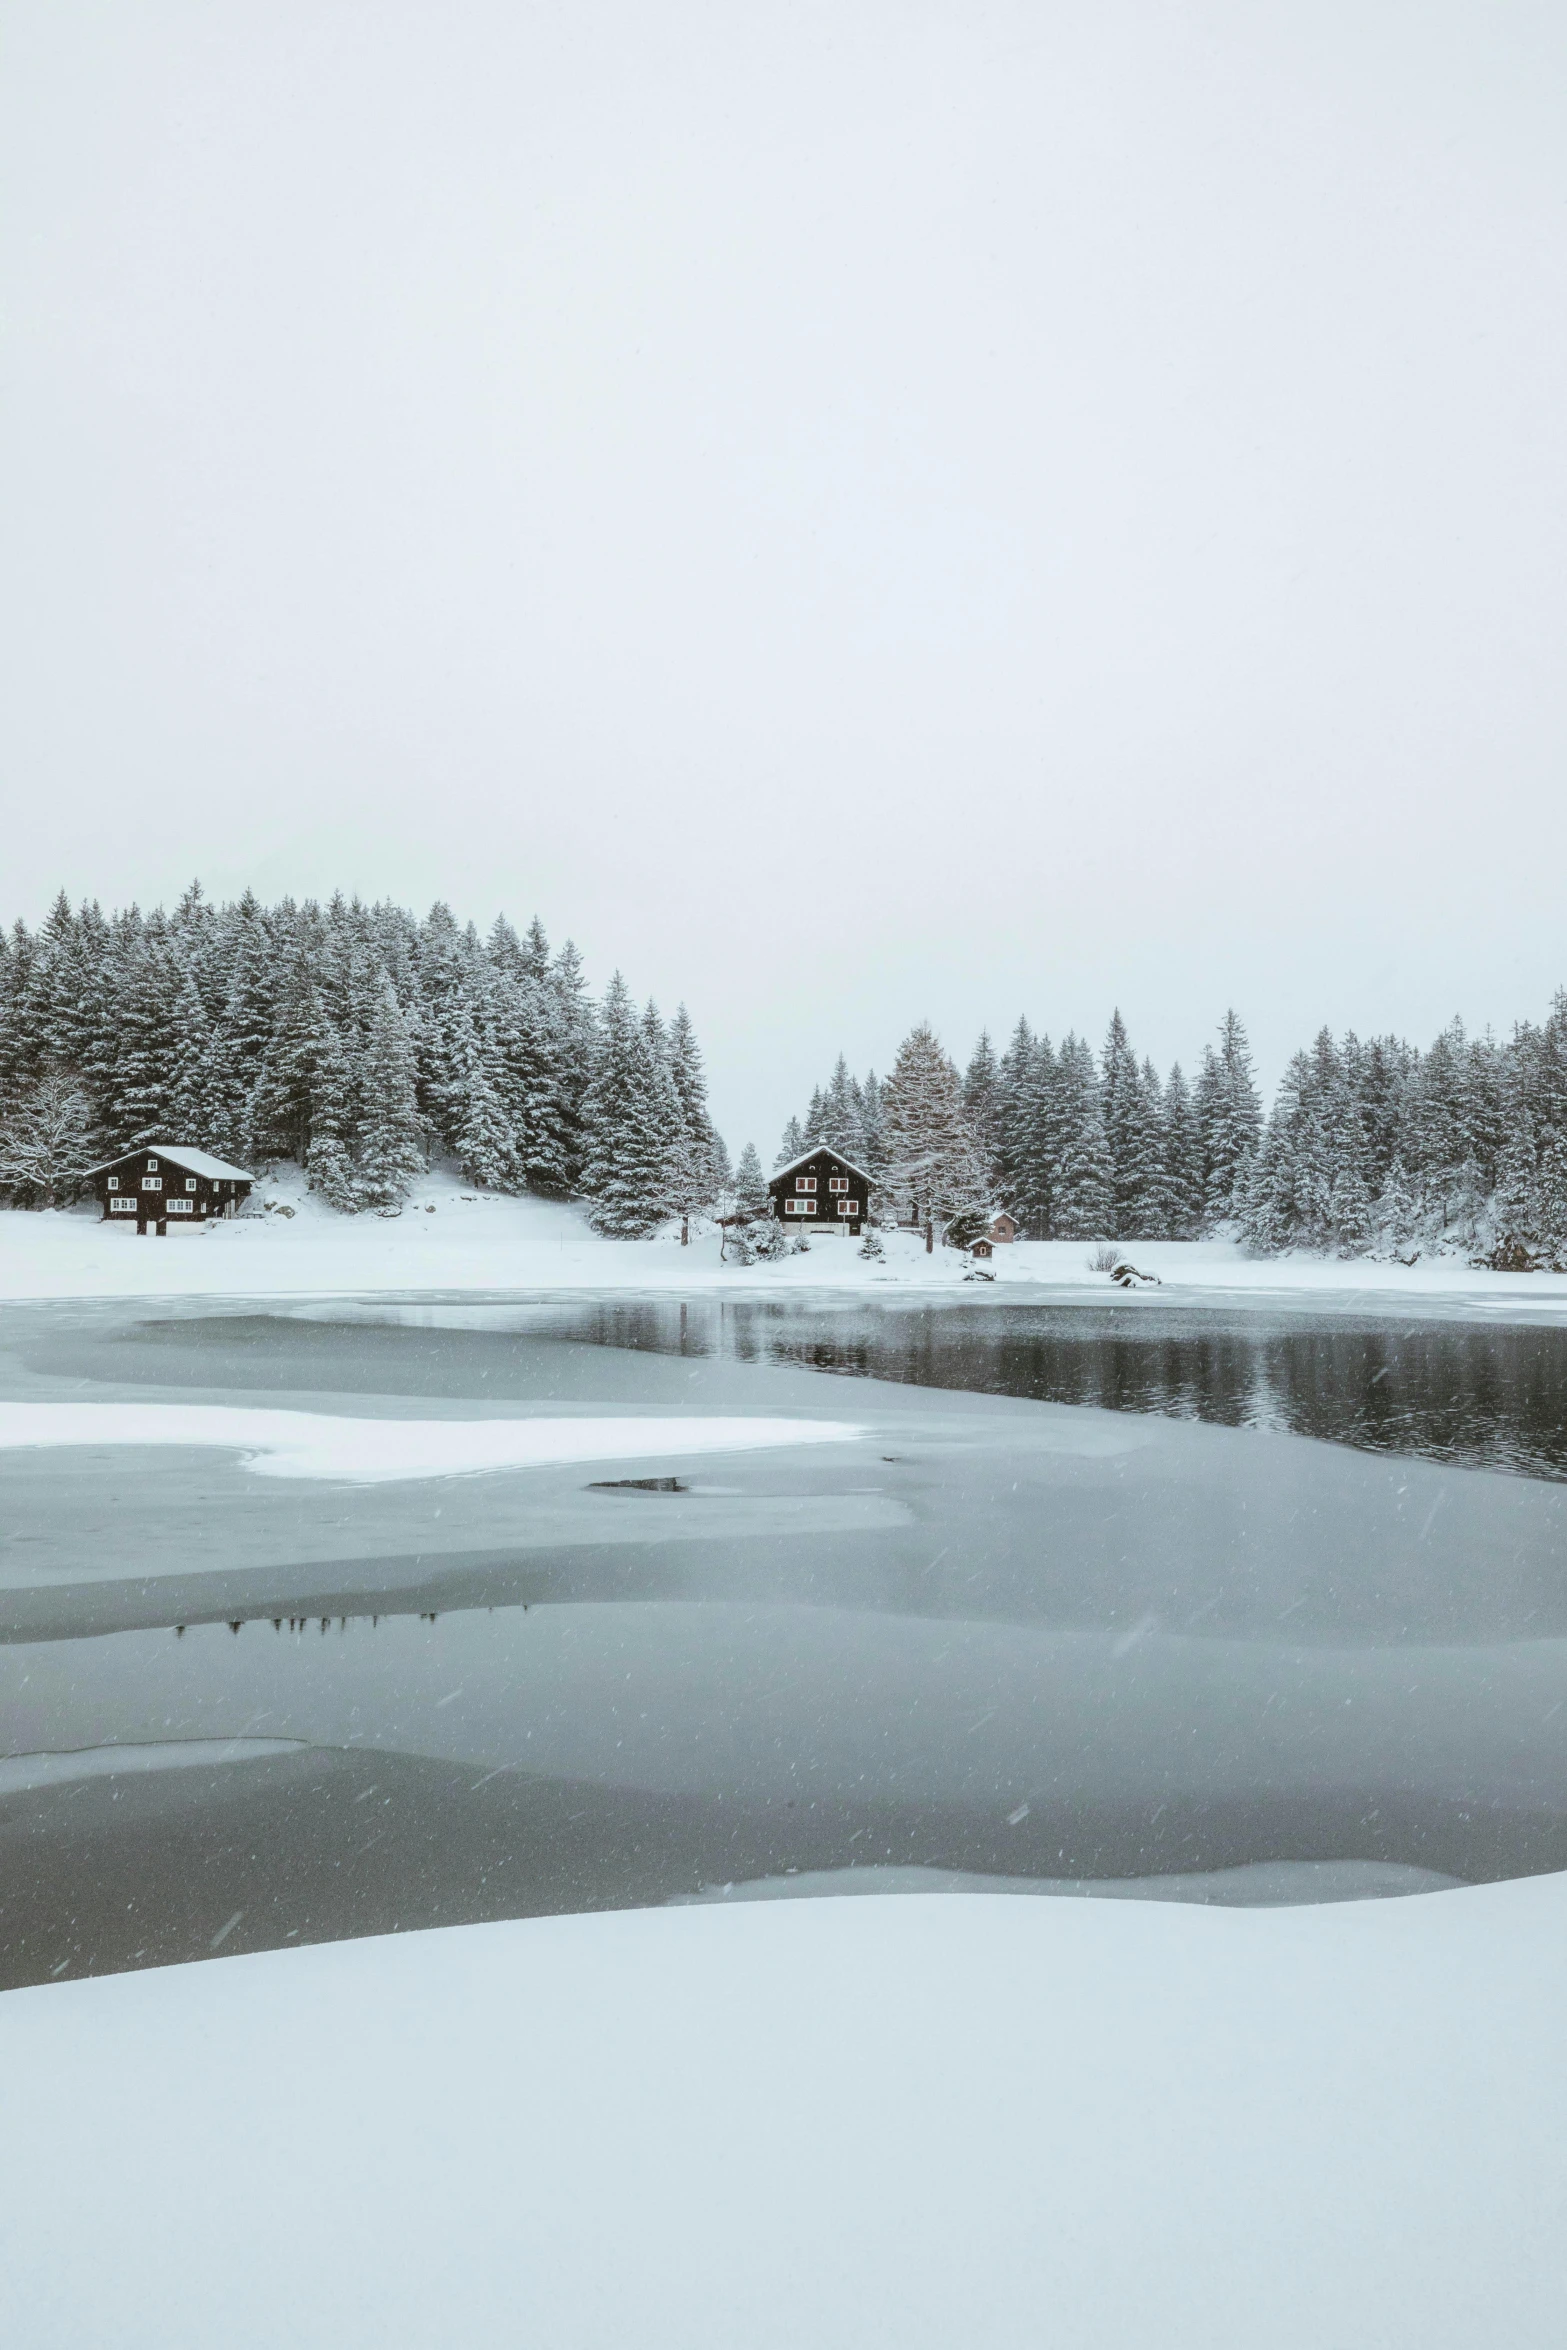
left=82, top=1145, right=255, bottom=1183
left=768, top=1144, right=874, bottom=1187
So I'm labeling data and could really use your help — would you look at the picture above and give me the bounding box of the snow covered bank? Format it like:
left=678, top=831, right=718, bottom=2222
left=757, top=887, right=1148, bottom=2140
left=3, top=1879, right=1563, bottom=2350
left=0, top=1402, right=863, bottom=1483
left=3, top=1163, right=1567, bottom=1314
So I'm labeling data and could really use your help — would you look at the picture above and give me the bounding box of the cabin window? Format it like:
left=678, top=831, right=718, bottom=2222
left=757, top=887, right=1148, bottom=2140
left=837, top=1200, right=859, bottom=1216
left=109, top=1197, right=136, bottom=1215
left=185, top=1177, right=196, bottom=1191
left=829, top=1176, right=848, bottom=1192
left=795, top=1176, right=816, bottom=1192
left=146, top=1158, right=157, bottom=1171
left=141, top=1176, right=162, bottom=1192
left=107, top=1177, right=118, bottom=1191
left=167, top=1199, right=193, bottom=1215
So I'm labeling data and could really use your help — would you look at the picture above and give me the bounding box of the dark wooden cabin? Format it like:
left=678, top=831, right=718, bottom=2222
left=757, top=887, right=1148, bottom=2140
left=767, top=1145, right=872, bottom=1237
left=83, top=1146, right=254, bottom=1234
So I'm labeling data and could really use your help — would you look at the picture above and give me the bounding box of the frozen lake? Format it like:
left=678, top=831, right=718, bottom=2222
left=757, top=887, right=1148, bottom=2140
left=2, top=1291, right=1565, bottom=1988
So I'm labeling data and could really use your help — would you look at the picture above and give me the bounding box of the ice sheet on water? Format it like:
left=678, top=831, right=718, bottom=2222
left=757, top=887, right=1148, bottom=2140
left=674, top=1858, right=1464, bottom=1908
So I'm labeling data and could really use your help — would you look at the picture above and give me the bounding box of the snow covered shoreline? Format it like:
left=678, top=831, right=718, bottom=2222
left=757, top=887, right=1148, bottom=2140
left=3, top=1164, right=1567, bottom=1315
left=3, top=1878, right=1563, bottom=2349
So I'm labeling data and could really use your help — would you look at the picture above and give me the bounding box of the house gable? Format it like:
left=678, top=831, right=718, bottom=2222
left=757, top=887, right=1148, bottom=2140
left=765, top=1145, right=870, bottom=1231
left=84, top=1145, right=255, bottom=1230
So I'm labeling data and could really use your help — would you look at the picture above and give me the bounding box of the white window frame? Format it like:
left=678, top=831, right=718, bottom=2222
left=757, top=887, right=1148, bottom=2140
left=829, top=1176, right=848, bottom=1193
left=146, top=1158, right=158, bottom=1172
left=795, top=1175, right=816, bottom=1192
left=185, top=1176, right=197, bottom=1191
left=109, top=1197, right=137, bottom=1215
left=107, top=1176, right=118, bottom=1191
left=141, top=1175, right=162, bottom=1192
left=167, top=1198, right=193, bottom=1215
left=837, top=1200, right=859, bottom=1217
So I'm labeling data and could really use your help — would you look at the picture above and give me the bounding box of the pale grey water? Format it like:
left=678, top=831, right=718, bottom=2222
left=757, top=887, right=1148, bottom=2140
left=2, top=1292, right=1565, bottom=1988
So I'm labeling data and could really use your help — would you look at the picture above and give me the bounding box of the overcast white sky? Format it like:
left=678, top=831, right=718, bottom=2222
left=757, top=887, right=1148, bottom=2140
left=3, top=2, right=1565, bottom=1156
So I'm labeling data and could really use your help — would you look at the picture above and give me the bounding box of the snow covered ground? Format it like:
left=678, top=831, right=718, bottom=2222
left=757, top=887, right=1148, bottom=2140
left=3, top=1878, right=1563, bottom=2350
left=3, top=1162, right=1567, bottom=1313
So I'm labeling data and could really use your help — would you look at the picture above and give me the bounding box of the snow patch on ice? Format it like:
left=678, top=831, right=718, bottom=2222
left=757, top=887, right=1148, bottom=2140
left=0, top=1402, right=865, bottom=1483
left=676, top=1858, right=1464, bottom=1907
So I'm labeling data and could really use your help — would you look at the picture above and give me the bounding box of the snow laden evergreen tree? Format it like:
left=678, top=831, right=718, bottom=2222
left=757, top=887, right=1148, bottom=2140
left=355, top=975, right=428, bottom=1209
left=1195, top=1010, right=1263, bottom=1228
left=1051, top=1033, right=1113, bottom=1238
left=962, top=1032, right=1000, bottom=1175
left=250, top=955, right=324, bottom=1164
left=733, top=1141, right=769, bottom=1216
left=449, top=999, right=518, bottom=1191
left=0, top=1070, right=95, bottom=1207
left=821, top=1054, right=869, bottom=1165
left=858, top=1070, right=885, bottom=1176
left=992, top=1019, right=1035, bottom=1223
left=664, top=1003, right=726, bottom=1218
left=579, top=976, right=681, bottom=1237
left=204, top=893, right=278, bottom=1164
left=166, top=968, right=212, bottom=1146
left=306, top=1021, right=360, bottom=1212
left=106, top=928, right=178, bottom=1152
left=877, top=1023, right=990, bottom=1232
left=1100, top=1012, right=1164, bottom=1238
left=780, top=1056, right=881, bottom=1173
left=1161, top=1062, right=1203, bottom=1238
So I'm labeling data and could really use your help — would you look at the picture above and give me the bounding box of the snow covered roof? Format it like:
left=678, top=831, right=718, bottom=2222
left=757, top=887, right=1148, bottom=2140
left=81, top=1145, right=255, bottom=1182
left=769, top=1144, right=874, bottom=1187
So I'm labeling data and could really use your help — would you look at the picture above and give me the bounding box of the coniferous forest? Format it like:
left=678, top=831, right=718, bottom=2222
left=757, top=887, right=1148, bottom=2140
left=0, top=887, right=728, bottom=1232
left=785, top=995, right=1567, bottom=1270
left=2, top=887, right=1564, bottom=1267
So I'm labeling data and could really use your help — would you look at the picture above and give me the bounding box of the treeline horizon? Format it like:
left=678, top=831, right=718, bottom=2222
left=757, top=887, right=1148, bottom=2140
left=0, top=886, right=726, bottom=1229
left=787, top=989, right=1567, bottom=1269
left=3, top=886, right=1563, bottom=1267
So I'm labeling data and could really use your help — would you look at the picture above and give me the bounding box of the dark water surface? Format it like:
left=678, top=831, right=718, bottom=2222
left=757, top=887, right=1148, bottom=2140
left=349, top=1294, right=1567, bottom=1482
left=2, top=1293, right=1565, bottom=1988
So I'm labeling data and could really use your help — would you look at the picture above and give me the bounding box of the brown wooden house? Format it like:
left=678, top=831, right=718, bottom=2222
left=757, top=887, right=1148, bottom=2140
left=83, top=1146, right=254, bottom=1235
left=767, top=1145, right=872, bottom=1237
